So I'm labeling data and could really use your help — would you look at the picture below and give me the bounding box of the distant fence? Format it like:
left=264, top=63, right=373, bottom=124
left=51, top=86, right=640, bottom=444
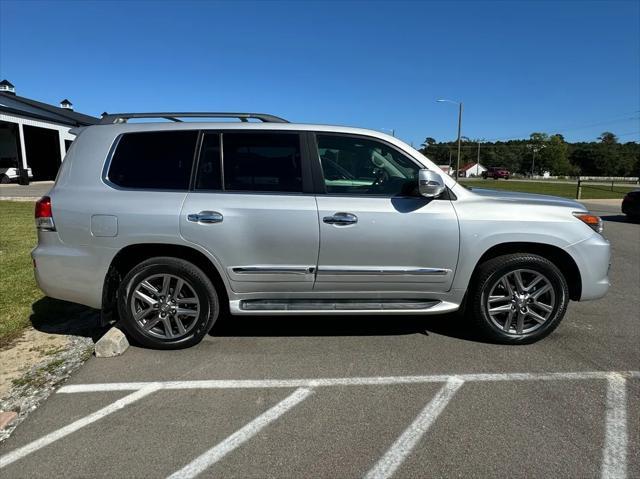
left=576, top=177, right=638, bottom=200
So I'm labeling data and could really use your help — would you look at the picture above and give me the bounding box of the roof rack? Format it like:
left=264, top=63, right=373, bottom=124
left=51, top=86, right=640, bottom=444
left=99, top=112, right=289, bottom=125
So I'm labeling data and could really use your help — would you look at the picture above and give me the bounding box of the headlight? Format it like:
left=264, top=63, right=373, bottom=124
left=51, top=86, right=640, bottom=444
left=573, top=212, right=603, bottom=234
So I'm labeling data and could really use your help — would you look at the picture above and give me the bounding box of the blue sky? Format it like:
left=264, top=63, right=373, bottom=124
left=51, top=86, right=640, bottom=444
left=1, top=0, right=638, bottom=145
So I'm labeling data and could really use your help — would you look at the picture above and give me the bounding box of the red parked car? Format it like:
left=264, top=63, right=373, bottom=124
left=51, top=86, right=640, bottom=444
left=482, top=166, right=510, bottom=179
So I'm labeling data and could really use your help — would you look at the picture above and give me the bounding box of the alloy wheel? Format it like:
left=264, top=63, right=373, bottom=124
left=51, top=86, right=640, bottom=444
left=130, top=274, right=200, bottom=339
left=485, top=269, right=556, bottom=335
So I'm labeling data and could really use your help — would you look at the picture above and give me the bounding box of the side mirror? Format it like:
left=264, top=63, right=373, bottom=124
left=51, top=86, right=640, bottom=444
left=418, top=169, right=446, bottom=198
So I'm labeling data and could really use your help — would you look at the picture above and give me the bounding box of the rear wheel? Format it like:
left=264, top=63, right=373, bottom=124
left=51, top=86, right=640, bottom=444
left=0, top=174, right=10, bottom=184
left=117, top=257, right=219, bottom=349
left=470, top=254, right=569, bottom=344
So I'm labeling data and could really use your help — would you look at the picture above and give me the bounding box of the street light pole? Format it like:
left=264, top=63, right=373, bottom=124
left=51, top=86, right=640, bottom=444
left=437, top=99, right=463, bottom=179
left=456, top=102, right=463, bottom=179
left=527, top=144, right=546, bottom=177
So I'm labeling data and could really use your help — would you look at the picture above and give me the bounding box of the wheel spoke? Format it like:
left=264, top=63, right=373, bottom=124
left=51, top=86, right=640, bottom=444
left=177, top=297, right=198, bottom=305
left=503, top=309, right=515, bottom=332
left=532, top=301, right=553, bottom=313
left=134, top=306, right=154, bottom=321
left=527, top=309, right=547, bottom=324
left=173, top=279, right=184, bottom=300
left=501, top=277, right=514, bottom=296
left=159, top=275, right=171, bottom=297
left=143, top=316, right=161, bottom=331
left=515, top=312, right=525, bottom=334
left=513, top=271, right=526, bottom=294
left=134, top=290, right=157, bottom=307
left=174, top=317, right=187, bottom=335
left=139, top=280, right=159, bottom=295
left=489, top=304, right=512, bottom=314
left=531, top=284, right=552, bottom=299
left=488, top=295, right=510, bottom=304
left=176, top=307, right=198, bottom=317
left=161, top=317, right=175, bottom=338
left=524, top=274, right=543, bottom=292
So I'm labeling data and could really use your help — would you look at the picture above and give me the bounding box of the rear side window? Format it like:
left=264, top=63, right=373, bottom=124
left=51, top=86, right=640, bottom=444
left=222, top=133, right=302, bottom=192
left=107, top=131, right=198, bottom=190
left=195, top=133, right=222, bottom=190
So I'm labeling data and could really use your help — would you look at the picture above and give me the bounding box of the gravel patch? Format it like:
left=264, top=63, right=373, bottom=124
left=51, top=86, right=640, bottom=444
left=0, top=335, right=94, bottom=442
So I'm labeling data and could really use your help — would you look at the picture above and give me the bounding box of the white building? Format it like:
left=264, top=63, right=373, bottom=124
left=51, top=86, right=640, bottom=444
left=0, top=80, right=98, bottom=182
left=458, top=162, right=487, bottom=178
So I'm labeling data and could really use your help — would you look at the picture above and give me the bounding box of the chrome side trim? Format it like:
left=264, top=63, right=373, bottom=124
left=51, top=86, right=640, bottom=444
left=316, top=267, right=450, bottom=276
left=232, top=266, right=315, bottom=275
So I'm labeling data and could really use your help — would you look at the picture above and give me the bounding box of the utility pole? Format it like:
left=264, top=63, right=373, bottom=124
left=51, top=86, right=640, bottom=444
left=437, top=99, right=463, bottom=180
left=476, top=141, right=481, bottom=176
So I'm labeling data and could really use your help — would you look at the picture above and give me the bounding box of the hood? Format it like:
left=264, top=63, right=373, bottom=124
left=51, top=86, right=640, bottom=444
left=470, top=187, right=587, bottom=211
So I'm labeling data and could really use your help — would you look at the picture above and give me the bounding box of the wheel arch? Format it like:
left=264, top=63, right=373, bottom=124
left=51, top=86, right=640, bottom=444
left=470, top=242, right=582, bottom=301
left=101, top=243, right=229, bottom=325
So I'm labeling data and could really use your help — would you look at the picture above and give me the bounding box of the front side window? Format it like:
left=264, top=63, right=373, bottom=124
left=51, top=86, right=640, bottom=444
left=107, top=131, right=198, bottom=190
left=223, top=133, right=302, bottom=192
left=316, top=134, right=419, bottom=196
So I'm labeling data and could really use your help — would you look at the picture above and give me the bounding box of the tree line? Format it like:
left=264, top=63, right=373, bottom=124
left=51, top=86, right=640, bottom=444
left=419, top=132, right=639, bottom=177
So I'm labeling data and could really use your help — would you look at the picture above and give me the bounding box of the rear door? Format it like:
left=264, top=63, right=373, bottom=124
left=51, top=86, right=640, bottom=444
left=180, top=131, right=319, bottom=293
left=312, top=133, right=459, bottom=293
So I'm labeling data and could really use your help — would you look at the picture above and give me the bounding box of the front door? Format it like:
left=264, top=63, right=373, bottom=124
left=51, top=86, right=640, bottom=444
left=312, top=133, right=459, bottom=293
left=180, top=131, right=319, bottom=293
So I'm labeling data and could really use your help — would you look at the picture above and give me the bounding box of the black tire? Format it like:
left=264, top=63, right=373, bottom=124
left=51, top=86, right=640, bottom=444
left=470, top=253, right=569, bottom=344
left=117, top=257, right=219, bottom=349
left=0, top=174, right=11, bottom=184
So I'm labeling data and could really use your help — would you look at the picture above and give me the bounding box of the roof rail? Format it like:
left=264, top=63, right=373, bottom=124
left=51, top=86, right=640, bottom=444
left=99, top=112, right=289, bottom=125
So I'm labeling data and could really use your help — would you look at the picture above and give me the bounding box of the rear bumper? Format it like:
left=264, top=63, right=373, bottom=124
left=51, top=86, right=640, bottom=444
left=564, top=233, right=611, bottom=301
left=32, top=232, right=112, bottom=309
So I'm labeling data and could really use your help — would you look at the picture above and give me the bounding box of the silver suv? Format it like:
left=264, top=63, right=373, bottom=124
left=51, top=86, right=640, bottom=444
left=32, top=112, right=610, bottom=349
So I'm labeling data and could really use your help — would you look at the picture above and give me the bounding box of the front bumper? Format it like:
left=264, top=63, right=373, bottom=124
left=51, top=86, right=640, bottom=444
left=564, top=233, right=611, bottom=301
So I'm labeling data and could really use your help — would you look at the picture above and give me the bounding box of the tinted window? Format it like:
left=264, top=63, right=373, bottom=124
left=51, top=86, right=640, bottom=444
left=223, top=133, right=302, bottom=192
left=108, top=131, right=198, bottom=190
left=316, top=134, right=419, bottom=196
left=195, top=133, right=222, bottom=190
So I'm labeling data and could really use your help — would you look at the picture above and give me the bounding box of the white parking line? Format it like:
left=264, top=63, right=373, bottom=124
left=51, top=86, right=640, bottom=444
left=56, top=370, right=640, bottom=393
left=602, top=373, right=627, bottom=479
left=2, top=370, right=637, bottom=476
left=364, top=377, right=464, bottom=479
left=0, top=383, right=161, bottom=470
left=166, top=388, right=313, bottom=479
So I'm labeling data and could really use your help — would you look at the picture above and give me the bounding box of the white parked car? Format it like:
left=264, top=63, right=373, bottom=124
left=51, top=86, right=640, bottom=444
left=0, top=158, right=33, bottom=183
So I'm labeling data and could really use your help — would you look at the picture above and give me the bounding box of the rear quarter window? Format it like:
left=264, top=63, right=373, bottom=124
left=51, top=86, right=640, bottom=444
left=107, top=131, right=198, bottom=190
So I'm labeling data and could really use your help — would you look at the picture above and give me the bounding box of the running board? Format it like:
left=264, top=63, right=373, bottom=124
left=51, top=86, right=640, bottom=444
left=238, top=299, right=441, bottom=312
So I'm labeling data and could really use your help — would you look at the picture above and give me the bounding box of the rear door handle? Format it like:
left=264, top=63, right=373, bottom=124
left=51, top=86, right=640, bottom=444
left=187, top=211, right=223, bottom=224
left=323, top=212, right=358, bottom=225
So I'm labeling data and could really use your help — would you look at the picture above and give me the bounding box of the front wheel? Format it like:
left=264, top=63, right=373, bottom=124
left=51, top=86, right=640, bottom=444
left=117, top=257, right=219, bottom=349
left=470, top=254, right=569, bottom=344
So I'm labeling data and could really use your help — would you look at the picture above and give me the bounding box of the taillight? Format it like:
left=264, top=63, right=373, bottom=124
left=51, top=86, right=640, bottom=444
left=35, top=196, right=56, bottom=231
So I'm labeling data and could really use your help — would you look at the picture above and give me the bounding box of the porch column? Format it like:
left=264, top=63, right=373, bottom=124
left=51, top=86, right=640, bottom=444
left=17, top=122, right=28, bottom=170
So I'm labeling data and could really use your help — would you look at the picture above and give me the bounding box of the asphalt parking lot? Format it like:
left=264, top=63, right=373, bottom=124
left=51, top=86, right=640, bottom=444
left=1, top=201, right=638, bottom=478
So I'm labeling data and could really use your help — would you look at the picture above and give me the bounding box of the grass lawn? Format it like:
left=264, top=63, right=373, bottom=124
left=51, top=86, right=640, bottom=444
left=0, top=201, right=40, bottom=346
left=460, top=180, right=635, bottom=199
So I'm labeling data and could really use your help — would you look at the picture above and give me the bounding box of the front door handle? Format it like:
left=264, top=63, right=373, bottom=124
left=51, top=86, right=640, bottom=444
left=323, top=212, right=358, bottom=225
left=187, top=211, right=223, bottom=224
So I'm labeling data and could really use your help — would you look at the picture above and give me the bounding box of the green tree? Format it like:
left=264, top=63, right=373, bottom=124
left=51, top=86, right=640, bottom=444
left=598, top=132, right=618, bottom=145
